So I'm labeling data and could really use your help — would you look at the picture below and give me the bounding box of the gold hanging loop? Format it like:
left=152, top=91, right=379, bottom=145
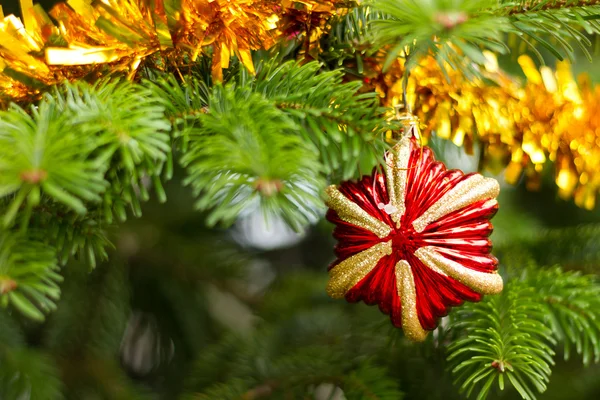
left=382, top=103, right=424, bottom=174
left=385, top=103, right=422, bottom=145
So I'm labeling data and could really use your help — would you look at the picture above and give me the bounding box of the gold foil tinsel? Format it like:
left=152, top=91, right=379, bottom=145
left=365, top=52, right=600, bottom=210
left=278, top=0, right=349, bottom=59
left=0, top=0, right=279, bottom=106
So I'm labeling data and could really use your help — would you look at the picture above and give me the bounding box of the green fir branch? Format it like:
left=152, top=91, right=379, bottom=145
left=0, top=100, right=108, bottom=227
left=18, top=201, right=114, bottom=269
left=522, top=267, right=600, bottom=364
left=0, top=348, right=64, bottom=400
left=180, top=83, right=325, bottom=231
left=447, top=265, right=600, bottom=400
left=1, top=79, right=173, bottom=274
left=146, top=61, right=392, bottom=230
left=504, top=0, right=600, bottom=14
left=505, top=224, right=600, bottom=271
left=329, top=5, right=383, bottom=45
left=145, top=74, right=210, bottom=152
left=342, top=363, right=404, bottom=400
left=52, top=80, right=172, bottom=211
left=502, top=2, right=600, bottom=62
left=246, top=60, right=391, bottom=179
left=321, top=5, right=385, bottom=71
left=371, top=0, right=509, bottom=78
left=0, top=231, right=62, bottom=321
left=46, top=213, right=113, bottom=269
left=447, top=281, right=556, bottom=400
left=370, top=0, right=600, bottom=78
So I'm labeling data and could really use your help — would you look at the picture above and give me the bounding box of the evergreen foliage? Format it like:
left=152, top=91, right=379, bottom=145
left=372, top=0, right=600, bottom=76
left=0, top=232, right=61, bottom=321
left=447, top=280, right=555, bottom=400
left=0, top=310, right=63, bottom=399
left=447, top=265, right=600, bottom=400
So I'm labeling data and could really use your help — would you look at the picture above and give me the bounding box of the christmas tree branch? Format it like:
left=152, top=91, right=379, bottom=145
left=523, top=268, right=600, bottom=364
left=371, top=0, right=600, bottom=79
left=447, top=281, right=555, bottom=400
left=0, top=58, right=392, bottom=318
left=511, top=225, right=600, bottom=272
left=0, top=231, right=62, bottom=321
left=240, top=383, right=275, bottom=399
left=0, top=79, right=172, bottom=319
left=179, top=83, right=325, bottom=231
left=506, top=0, right=600, bottom=15
left=248, top=60, right=391, bottom=179
left=447, top=265, right=600, bottom=399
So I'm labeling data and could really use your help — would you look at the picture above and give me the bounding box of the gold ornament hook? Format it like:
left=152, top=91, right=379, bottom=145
left=385, top=103, right=422, bottom=144
left=381, top=104, right=424, bottom=180
left=395, top=104, right=421, bottom=139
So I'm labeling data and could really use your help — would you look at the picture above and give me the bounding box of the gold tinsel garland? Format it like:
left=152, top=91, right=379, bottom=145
left=1, top=0, right=600, bottom=209
left=363, top=52, right=600, bottom=209
left=278, top=0, right=350, bottom=59
left=0, top=0, right=345, bottom=106
left=0, top=0, right=282, bottom=104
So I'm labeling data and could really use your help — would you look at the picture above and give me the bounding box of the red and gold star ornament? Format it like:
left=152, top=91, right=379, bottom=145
left=325, top=118, right=503, bottom=341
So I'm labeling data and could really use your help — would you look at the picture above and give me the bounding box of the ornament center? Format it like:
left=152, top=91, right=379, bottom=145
left=390, top=226, right=418, bottom=256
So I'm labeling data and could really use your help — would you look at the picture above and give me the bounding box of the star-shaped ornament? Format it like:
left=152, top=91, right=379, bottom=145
left=325, top=133, right=503, bottom=341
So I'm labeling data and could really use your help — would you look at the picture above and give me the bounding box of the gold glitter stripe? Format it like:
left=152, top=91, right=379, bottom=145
left=326, top=241, right=392, bottom=299
left=325, top=185, right=392, bottom=239
left=385, top=136, right=411, bottom=228
left=395, top=260, right=428, bottom=342
left=412, top=175, right=500, bottom=232
left=415, top=246, right=503, bottom=294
